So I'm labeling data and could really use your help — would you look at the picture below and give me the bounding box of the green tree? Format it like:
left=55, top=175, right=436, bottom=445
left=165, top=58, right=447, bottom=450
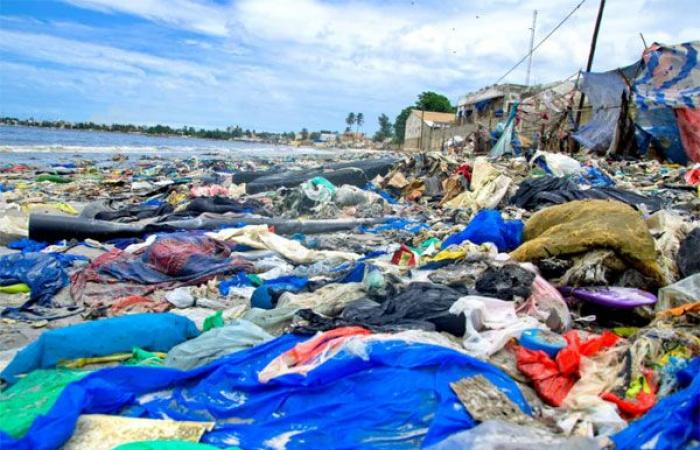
left=345, top=113, right=356, bottom=132
left=355, top=112, right=364, bottom=136
left=416, top=91, right=455, bottom=113
left=393, top=106, right=413, bottom=144
left=373, top=113, right=393, bottom=142
left=309, top=131, right=321, bottom=141
left=300, top=128, right=309, bottom=140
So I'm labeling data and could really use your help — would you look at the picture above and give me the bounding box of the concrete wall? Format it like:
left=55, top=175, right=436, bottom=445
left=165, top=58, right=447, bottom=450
left=404, top=113, right=422, bottom=141
left=403, top=122, right=477, bottom=152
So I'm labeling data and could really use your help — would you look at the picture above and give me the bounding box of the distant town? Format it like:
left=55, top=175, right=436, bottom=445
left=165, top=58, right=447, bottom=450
left=0, top=115, right=394, bottom=149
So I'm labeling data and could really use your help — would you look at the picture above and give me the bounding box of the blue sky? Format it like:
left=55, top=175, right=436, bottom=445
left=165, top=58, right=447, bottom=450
left=0, top=0, right=698, bottom=133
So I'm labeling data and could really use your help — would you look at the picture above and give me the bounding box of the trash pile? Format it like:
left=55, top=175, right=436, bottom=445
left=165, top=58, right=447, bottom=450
left=0, top=150, right=698, bottom=450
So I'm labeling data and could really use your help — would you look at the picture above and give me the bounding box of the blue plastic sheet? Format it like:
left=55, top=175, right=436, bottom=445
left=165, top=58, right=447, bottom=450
left=441, top=209, right=523, bottom=252
left=573, top=70, right=628, bottom=152
left=633, top=42, right=700, bottom=110
left=218, top=272, right=255, bottom=296
left=1, top=334, right=530, bottom=450
left=359, top=217, right=429, bottom=234
left=490, top=104, right=519, bottom=158
left=0, top=313, right=199, bottom=385
left=579, top=167, right=615, bottom=187
left=634, top=105, right=688, bottom=165
left=612, top=357, right=700, bottom=450
left=364, top=182, right=398, bottom=204
left=7, top=238, right=49, bottom=253
left=337, top=262, right=365, bottom=283
left=0, top=252, right=69, bottom=307
left=250, top=275, right=309, bottom=309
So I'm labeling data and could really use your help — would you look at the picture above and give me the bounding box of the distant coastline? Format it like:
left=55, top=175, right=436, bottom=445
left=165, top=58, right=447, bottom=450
left=0, top=117, right=295, bottom=145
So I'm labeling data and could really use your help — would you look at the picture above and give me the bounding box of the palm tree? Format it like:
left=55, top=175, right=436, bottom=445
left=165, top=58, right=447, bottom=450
left=355, top=112, right=364, bottom=137
left=345, top=113, right=356, bottom=134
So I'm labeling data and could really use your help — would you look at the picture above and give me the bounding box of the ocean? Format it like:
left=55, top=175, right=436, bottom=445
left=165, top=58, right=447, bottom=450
left=0, top=125, right=332, bottom=167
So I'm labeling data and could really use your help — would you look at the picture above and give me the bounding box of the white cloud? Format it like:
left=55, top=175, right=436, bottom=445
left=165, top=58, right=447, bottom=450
left=63, top=0, right=230, bottom=36
left=4, top=0, right=699, bottom=131
left=0, top=29, right=218, bottom=83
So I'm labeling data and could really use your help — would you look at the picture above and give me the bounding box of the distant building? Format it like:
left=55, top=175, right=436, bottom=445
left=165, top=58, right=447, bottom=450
left=317, top=132, right=338, bottom=143
left=456, top=84, right=532, bottom=125
left=340, top=132, right=365, bottom=143
left=403, top=109, right=456, bottom=151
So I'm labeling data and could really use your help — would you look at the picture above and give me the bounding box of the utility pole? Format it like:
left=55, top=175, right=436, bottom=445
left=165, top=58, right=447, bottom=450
left=525, top=10, right=537, bottom=86
left=574, top=0, right=606, bottom=133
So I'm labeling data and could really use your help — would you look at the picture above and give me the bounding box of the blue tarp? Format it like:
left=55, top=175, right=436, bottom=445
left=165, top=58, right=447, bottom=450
left=573, top=70, right=628, bottom=152
left=633, top=105, right=688, bottom=165
left=441, top=209, right=523, bottom=252
left=489, top=104, right=519, bottom=158
left=612, top=357, right=700, bottom=450
left=364, top=183, right=398, bottom=204
left=250, top=275, right=309, bottom=309
left=631, top=42, right=700, bottom=164
left=0, top=313, right=199, bottom=385
left=633, top=42, right=700, bottom=110
left=359, top=218, right=429, bottom=234
left=0, top=252, right=69, bottom=307
left=1, top=334, right=530, bottom=450
left=218, top=272, right=255, bottom=296
left=7, top=238, right=49, bottom=253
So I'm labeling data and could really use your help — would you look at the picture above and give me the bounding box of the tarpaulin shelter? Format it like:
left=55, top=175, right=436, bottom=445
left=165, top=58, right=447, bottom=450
left=573, top=41, right=700, bottom=164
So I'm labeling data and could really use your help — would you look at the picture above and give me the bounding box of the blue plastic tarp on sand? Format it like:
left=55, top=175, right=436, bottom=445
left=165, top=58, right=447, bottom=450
left=0, top=252, right=69, bottom=308
left=0, top=313, right=199, bottom=385
left=1, top=334, right=531, bottom=450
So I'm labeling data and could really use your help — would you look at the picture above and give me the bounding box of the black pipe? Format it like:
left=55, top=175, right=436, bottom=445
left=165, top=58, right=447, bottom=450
left=29, top=213, right=386, bottom=242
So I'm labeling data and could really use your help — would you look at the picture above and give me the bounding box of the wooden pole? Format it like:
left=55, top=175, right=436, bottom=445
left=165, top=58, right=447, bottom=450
left=574, top=0, right=606, bottom=134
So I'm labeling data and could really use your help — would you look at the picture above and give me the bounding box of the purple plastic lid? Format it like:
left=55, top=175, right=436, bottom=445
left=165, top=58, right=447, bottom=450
left=558, top=286, right=657, bottom=309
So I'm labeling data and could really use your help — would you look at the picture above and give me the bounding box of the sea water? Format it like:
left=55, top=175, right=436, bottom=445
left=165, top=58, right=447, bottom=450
left=0, top=125, right=332, bottom=167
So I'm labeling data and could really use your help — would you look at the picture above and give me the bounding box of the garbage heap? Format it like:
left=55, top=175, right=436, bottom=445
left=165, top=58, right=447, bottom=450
left=0, top=151, right=699, bottom=450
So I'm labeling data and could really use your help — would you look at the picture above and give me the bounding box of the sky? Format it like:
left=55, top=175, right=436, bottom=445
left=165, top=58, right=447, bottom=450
left=0, top=0, right=698, bottom=133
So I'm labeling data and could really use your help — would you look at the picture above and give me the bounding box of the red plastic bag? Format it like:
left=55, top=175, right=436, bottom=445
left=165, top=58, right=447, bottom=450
left=517, top=330, right=619, bottom=406
left=453, top=164, right=472, bottom=184
left=391, top=244, right=419, bottom=267
left=602, top=369, right=657, bottom=419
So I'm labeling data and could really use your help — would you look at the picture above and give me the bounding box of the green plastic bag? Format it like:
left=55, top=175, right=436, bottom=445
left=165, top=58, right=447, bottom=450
left=202, top=310, right=224, bottom=332
left=35, top=174, right=73, bottom=183
left=0, top=369, right=88, bottom=438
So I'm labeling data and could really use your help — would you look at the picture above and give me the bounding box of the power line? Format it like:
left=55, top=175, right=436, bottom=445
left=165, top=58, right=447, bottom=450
left=494, top=0, right=588, bottom=85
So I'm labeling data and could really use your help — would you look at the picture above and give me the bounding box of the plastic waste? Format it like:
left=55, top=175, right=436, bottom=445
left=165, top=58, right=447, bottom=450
left=0, top=252, right=69, bottom=310
left=612, top=357, right=700, bottom=450
left=560, top=286, right=657, bottom=309
left=657, top=273, right=700, bottom=312
left=475, top=264, right=535, bottom=300
left=165, top=288, right=195, bottom=308
left=250, top=275, right=309, bottom=309
left=0, top=332, right=530, bottom=450
left=426, top=420, right=599, bottom=450
left=516, top=330, right=619, bottom=406
left=165, top=319, right=272, bottom=370
left=442, top=209, right=523, bottom=252
left=519, top=329, right=567, bottom=358
left=677, top=227, right=700, bottom=278
left=0, top=313, right=199, bottom=385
